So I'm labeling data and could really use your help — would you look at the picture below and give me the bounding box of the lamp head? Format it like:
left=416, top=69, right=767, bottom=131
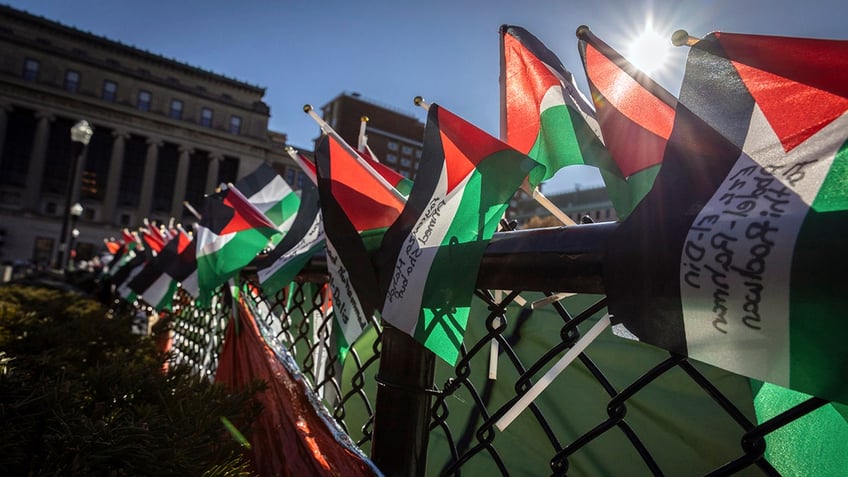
left=70, top=120, right=94, bottom=145
left=70, top=202, right=84, bottom=217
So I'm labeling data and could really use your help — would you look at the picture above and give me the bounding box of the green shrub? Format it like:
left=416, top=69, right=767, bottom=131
left=0, top=285, right=262, bottom=476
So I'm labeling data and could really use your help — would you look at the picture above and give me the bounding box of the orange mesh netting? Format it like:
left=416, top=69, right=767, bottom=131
left=215, top=295, right=380, bottom=477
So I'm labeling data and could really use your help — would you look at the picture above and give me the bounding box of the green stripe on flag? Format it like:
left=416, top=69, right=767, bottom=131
left=752, top=380, right=848, bottom=475
left=197, top=227, right=273, bottom=294
left=264, top=191, right=300, bottom=227
left=789, top=138, right=848, bottom=402
left=415, top=151, right=538, bottom=364
left=529, top=105, right=612, bottom=183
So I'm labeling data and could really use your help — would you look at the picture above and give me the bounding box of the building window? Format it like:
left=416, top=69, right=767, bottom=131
left=402, top=145, right=413, bottom=155
left=401, top=157, right=412, bottom=168
left=386, top=153, right=398, bottom=164
left=63, top=69, right=80, bottom=92
left=169, top=99, right=183, bottom=120
left=200, top=107, right=213, bottom=127
left=285, top=168, right=296, bottom=185
left=297, top=172, right=307, bottom=189
left=137, top=90, right=151, bottom=111
left=22, top=58, right=39, bottom=81
left=102, top=80, right=117, bottom=101
left=415, top=149, right=422, bottom=159
left=387, top=141, right=399, bottom=151
left=228, top=115, right=241, bottom=134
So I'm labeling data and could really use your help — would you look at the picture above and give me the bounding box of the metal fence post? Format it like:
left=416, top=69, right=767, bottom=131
left=371, top=323, right=436, bottom=476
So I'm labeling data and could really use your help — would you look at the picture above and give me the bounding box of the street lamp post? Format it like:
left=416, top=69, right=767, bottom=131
left=66, top=204, right=83, bottom=270
left=56, top=120, right=93, bottom=271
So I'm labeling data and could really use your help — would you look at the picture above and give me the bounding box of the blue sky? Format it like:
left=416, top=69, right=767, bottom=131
left=7, top=0, right=846, bottom=193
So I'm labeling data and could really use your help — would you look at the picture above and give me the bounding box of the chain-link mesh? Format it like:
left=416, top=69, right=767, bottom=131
left=427, top=289, right=831, bottom=476
left=117, top=258, right=835, bottom=476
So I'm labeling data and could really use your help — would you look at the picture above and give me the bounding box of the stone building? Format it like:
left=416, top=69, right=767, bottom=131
left=513, top=185, right=618, bottom=226
left=0, top=5, right=295, bottom=266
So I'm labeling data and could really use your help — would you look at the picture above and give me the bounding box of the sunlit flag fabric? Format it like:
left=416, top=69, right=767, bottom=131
left=577, top=26, right=677, bottom=218
left=604, top=32, right=848, bottom=405
left=195, top=186, right=279, bottom=303
left=500, top=25, right=622, bottom=209
left=254, top=180, right=324, bottom=297
left=378, top=104, right=542, bottom=364
left=234, top=162, right=300, bottom=244
left=315, top=133, right=406, bottom=358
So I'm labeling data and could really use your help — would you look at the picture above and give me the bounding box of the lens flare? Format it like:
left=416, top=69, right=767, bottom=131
left=627, top=29, right=669, bottom=74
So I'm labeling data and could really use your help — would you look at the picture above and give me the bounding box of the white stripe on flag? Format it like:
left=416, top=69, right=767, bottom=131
left=680, top=107, right=848, bottom=386
left=382, top=164, right=471, bottom=335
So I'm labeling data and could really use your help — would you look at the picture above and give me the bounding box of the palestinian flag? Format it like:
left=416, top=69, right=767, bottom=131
left=315, top=133, right=406, bottom=357
left=115, top=252, right=146, bottom=302
left=604, top=32, right=848, bottom=404
left=360, top=147, right=414, bottom=196
left=500, top=25, right=618, bottom=203
left=577, top=26, right=677, bottom=218
left=234, top=162, right=300, bottom=243
left=196, top=186, right=280, bottom=302
left=105, top=238, right=140, bottom=279
left=254, top=180, right=324, bottom=297
left=161, top=227, right=199, bottom=298
left=141, top=225, right=166, bottom=253
left=127, top=236, right=179, bottom=311
left=288, top=149, right=318, bottom=185
left=378, top=104, right=542, bottom=364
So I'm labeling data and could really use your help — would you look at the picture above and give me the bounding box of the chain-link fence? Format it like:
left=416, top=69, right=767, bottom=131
left=146, top=240, right=835, bottom=476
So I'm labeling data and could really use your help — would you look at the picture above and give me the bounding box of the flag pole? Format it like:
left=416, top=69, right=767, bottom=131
left=284, top=146, right=318, bottom=186
left=183, top=201, right=202, bottom=220
left=671, top=29, right=700, bottom=47
left=521, top=181, right=577, bottom=226
left=358, top=115, right=369, bottom=152
left=413, top=95, right=430, bottom=112
left=303, top=104, right=407, bottom=203
left=356, top=116, right=382, bottom=162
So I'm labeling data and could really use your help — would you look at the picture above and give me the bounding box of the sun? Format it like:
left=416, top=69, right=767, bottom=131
left=626, top=29, right=670, bottom=75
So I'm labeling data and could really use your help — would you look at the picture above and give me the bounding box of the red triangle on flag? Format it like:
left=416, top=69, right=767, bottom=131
left=716, top=32, right=848, bottom=152
left=221, top=189, right=275, bottom=235
left=731, top=61, right=848, bottom=152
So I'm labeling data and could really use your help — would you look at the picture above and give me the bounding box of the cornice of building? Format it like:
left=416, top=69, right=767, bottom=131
left=0, top=4, right=266, bottom=96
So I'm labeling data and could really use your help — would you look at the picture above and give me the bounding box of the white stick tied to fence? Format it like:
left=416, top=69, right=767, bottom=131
left=495, top=314, right=611, bottom=431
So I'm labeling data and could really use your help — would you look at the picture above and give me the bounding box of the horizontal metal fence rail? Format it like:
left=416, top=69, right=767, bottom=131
left=147, top=223, right=832, bottom=476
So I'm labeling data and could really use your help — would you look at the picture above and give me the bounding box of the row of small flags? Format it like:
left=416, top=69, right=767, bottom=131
left=101, top=22, right=847, bottom=447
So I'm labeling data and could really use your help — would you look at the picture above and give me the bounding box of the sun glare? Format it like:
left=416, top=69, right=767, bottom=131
left=626, top=29, right=670, bottom=75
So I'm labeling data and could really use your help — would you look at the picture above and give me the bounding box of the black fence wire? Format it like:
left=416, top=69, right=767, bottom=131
left=139, top=228, right=833, bottom=476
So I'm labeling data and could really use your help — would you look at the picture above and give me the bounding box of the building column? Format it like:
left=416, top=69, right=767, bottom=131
left=23, top=111, right=54, bottom=211
left=205, top=152, right=222, bottom=194
left=101, top=129, right=128, bottom=224
left=136, top=137, right=161, bottom=220
left=0, top=102, right=12, bottom=159
left=170, top=145, right=192, bottom=218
